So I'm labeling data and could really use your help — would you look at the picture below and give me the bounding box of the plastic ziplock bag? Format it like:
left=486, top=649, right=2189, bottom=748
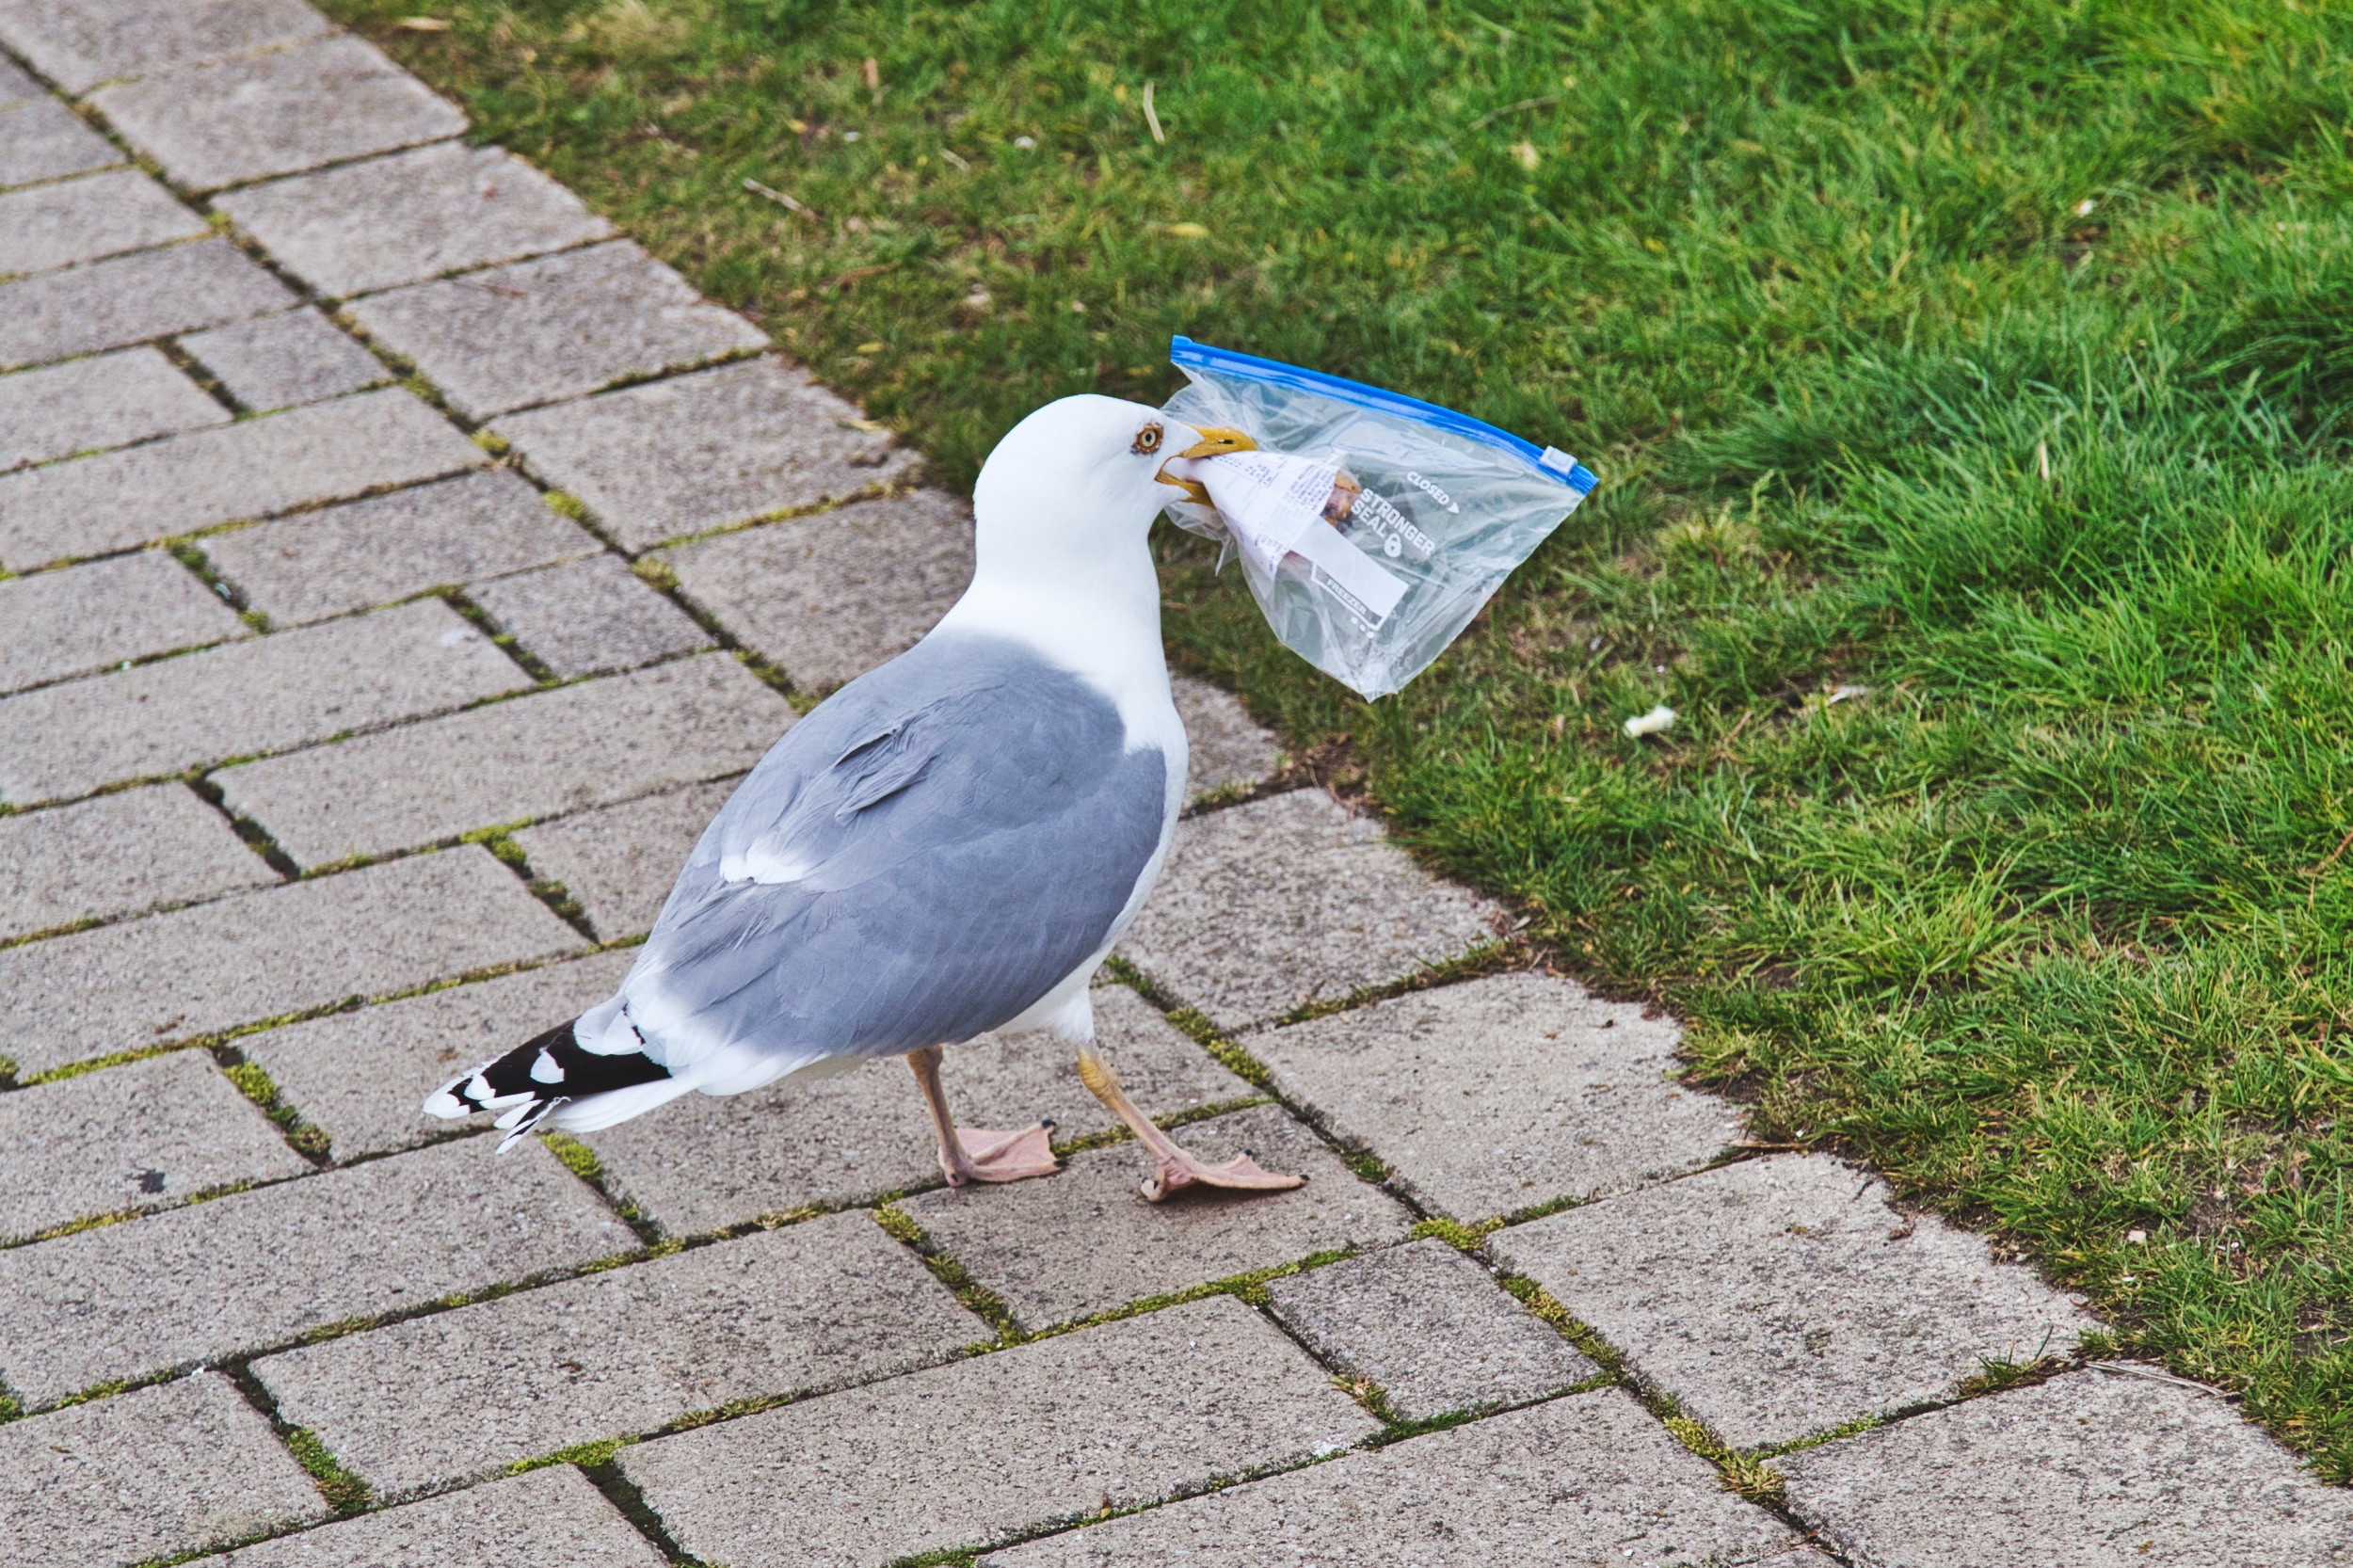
left=1159, top=335, right=1597, bottom=698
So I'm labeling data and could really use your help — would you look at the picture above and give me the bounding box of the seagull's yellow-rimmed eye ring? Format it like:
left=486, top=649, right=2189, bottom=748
left=1132, top=422, right=1164, bottom=456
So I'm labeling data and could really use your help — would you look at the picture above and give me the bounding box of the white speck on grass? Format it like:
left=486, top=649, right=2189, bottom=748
left=1014, top=136, right=1036, bottom=150
left=1623, top=704, right=1675, bottom=737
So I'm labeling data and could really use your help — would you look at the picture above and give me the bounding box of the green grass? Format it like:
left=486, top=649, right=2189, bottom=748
left=327, top=0, right=2353, bottom=1478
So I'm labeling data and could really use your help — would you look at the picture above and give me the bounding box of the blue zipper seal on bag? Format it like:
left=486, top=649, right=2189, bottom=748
left=1169, top=335, right=1598, bottom=495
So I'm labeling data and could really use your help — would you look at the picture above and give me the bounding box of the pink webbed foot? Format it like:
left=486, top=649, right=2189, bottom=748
left=1142, top=1147, right=1306, bottom=1204
left=944, top=1122, right=1061, bottom=1185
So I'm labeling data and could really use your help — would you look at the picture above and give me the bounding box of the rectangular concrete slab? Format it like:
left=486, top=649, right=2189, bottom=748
left=181, top=305, right=387, bottom=409
left=0, top=166, right=204, bottom=277
left=0, top=95, right=123, bottom=191
left=0, top=1048, right=309, bottom=1242
left=200, top=468, right=601, bottom=625
left=585, top=986, right=1253, bottom=1235
left=1772, top=1367, right=2353, bottom=1567
left=0, top=845, right=584, bottom=1077
left=1171, top=674, right=1282, bottom=801
left=511, top=776, right=733, bottom=939
left=242, top=949, right=637, bottom=1160
left=260, top=1211, right=983, bottom=1493
left=0, top=385, right=485, bottom=569
left=472, top=553, right=713, bottom=679
left=0, top=0, right=332, bottom=94
left=196, top=1464, right=668, bottom=1568
left=1118, top=789, right=1503, bottom=1032
left=348, top=239, right=765, bottom=419
left=0, top=344, right=228, bottom=472
left=620, top=1294, right=1379, bottom=1568
left=0, top=597, right=528, bottom=806
left=984, top=1389, right=1802, bottom=1568
left=904, top=1103, right=1414, bottom=1332
left=0, top=235, right=294, bottom=370
left=499, top=358, right=914, bottom=551
left=1489, top=1154, right=2102, bottom=1450
left=0, top=548, right=249, bottom=696
left=0, top=780, right=274, bottom=940
left=658, top=488, right=971, bottom=689
left=1248, top=972, right=1741, bottom=1223
left=90, top=35, right=465, bottom=193
left=216, top=653, right=790, bottom=866
left=1263, top=1238, right=1599, bottom=1422
left=0, top=1133, right=634, bottom=1405
left=216, top=139, right=616, bottom=298
left=0, top=1372, right=328, bottom=1568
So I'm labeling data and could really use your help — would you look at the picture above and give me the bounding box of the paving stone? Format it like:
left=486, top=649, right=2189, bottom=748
left=499, top=357, right=914, bottom=551
left=510, top=776, right=734, bottom=939
left=984, top=1388, right=1802, bottom=1568
left=1263, top=1238, right=1599, bottom=1422
left=242, top=950, right=636, bottom=1160
left=0, top=597, right=526, bottom=806
left=658, top=488, right=971, bottom=689
left=1171, top=674, right=1282, bottom=801
left=1772, top=1366, right=2353, bottom=1566
left=0, top=1048, right=308, bottom=1242
left=348, top=239, right=766, bottom=420
left=0, top=344, right=228, bottom=472
left=0, top=1133, right=632, bottom=1405
left=0, top=167, right=204, bottom=280
left=0, top=94, right=122, bottom=189
left=585, top=986, right=1253, bottom=1235
left=197, top=1464, right=668, bottom=1568
left=0, top=234, right=294, bottom=370
left=905, top=1103, right=1413, bottom=1331
left=1117, top=789, right=1504, bottom=1032
left=621, top=1294, right=1378, bottom=1568
left=216, top=139, right=616, bottom=298
left=1247, top=972, right=1741, bottom=1223
left=261, top=1210, right=982, bottom=1492
left=0, top=386, right=485, bottom=570
left=180, top=305, right=387, bottom=410
left=472, top=552, right=713, bottom=679
left=200, top=468, right=600, bottom=625
left=0, top=845, right=583, bottom=1079
left=0, top=548, right=249, bottom=695
left=216, top=653, right=790, bottom=866
left=1489, top=1154, right=2102, bottom=1450
left=0, top=1372, right=328, bottom=1568
left=0, top=0, right=332, bottom=94
left=0, top=781, right=273, bottom=940
left=90, top=35, right=464, bottom=194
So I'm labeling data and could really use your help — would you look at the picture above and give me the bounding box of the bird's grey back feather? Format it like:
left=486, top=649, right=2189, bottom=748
left=614, top=632, right=1168, bottom=1083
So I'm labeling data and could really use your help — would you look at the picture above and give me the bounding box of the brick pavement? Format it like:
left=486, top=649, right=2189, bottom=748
left=0, top=6, right=2345, bottom=1563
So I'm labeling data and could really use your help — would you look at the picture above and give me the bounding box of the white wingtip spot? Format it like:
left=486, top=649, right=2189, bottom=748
left=529, top=1048, right=566, bottom=1085
left=421, top=1086, right=471, bottom=1118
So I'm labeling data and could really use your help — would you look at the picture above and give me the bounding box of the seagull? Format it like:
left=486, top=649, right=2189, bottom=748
left=425, top=396, right=1302, bottom=1201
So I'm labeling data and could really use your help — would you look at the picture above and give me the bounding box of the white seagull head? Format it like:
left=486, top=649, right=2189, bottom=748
left=970, top=394, right=1252, bottom=578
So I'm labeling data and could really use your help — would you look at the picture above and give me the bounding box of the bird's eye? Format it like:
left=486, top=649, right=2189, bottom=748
left=1132, top=423, right=1164, bottom=455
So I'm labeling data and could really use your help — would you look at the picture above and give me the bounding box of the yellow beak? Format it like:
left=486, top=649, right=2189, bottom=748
left=1157, top=425, right=1257, bottom=505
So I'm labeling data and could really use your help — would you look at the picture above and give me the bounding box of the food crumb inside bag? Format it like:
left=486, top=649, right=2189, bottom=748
left=1159, top=337, right=1596, bottom=698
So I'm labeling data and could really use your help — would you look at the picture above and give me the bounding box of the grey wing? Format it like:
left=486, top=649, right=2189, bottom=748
left=612, top=634, right=1168, bottom=1090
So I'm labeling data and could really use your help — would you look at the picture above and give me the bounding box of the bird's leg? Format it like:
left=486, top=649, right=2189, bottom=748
left=1075, top=1047, right=1305, bottom=1203
left=904, top=1045, right=1059, bottom=1186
